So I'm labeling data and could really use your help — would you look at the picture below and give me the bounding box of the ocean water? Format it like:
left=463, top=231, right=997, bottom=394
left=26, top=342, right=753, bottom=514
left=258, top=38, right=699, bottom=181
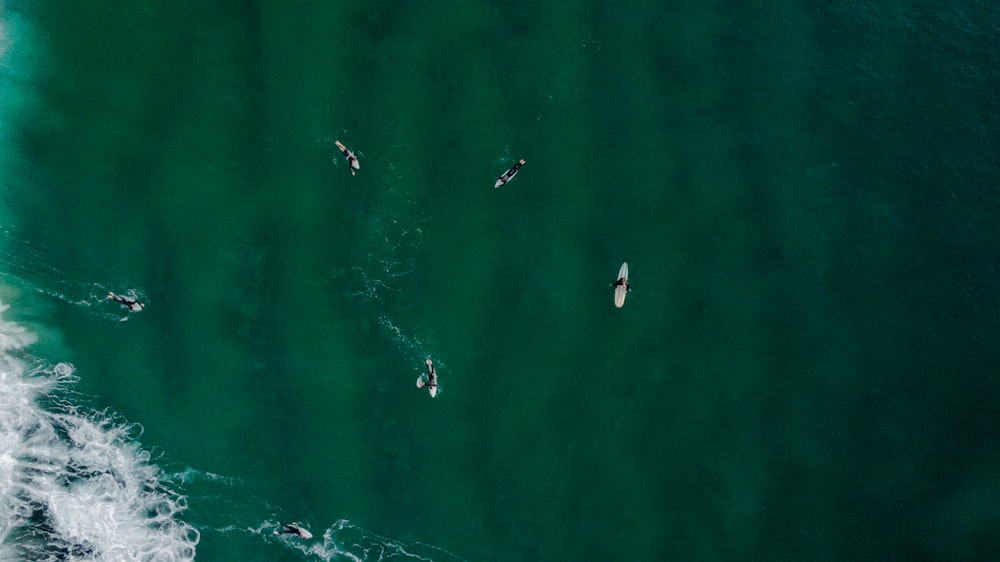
left=1, top=1, right=999, bottom=560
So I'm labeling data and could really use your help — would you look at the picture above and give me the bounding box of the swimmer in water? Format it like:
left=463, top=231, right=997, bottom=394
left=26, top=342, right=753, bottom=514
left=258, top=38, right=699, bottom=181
left=335, top=140, right=360, bottom=175
left=494, top=159, right=526, bottom=188
left=416, top=358, right=438, bottom=397
left=274, top=523, right=312, bottom=539
left=108, top=292, right=144, bottom=312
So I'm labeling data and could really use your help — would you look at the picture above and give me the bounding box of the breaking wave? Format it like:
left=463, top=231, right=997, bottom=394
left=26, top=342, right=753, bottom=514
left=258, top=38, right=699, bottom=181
left=0, top=303, right=198, bottom=561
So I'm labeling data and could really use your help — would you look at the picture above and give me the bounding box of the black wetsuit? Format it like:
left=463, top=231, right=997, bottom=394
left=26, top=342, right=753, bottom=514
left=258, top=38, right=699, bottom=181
left=497, top=163, right=522, bottom=184
left=339, top=146, right=357, bottom=164
left=110, top=294, right=143, bottom=311
left=279, top=524, right=306, bottom=537
left=425, top=362, right=438, bottom=389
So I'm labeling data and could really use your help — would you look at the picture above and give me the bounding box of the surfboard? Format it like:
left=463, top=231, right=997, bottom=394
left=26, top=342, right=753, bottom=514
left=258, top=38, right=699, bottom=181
left=614, top=262, right=629, bottom=308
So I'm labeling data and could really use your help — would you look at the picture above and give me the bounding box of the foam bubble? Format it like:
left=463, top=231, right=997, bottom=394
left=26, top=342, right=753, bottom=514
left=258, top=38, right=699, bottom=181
left=0, top=303, right=198, bottom=561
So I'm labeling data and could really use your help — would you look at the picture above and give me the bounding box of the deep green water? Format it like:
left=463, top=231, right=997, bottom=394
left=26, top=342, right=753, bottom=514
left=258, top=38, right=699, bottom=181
left=2, top=1, right=999, bottom=560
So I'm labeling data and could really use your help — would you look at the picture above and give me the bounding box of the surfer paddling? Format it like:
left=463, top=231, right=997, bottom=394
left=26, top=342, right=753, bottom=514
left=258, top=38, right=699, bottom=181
left=335, top=140, right=360, bottom=175
left=274, top=523, right=312, bottom=539
left=416, top=358, right=438, bottom=397
left=611, top=262, right=630, bottom=308
left=108, top=292, right=144, bottom=312
left=494, top=159, right=525, bottom=188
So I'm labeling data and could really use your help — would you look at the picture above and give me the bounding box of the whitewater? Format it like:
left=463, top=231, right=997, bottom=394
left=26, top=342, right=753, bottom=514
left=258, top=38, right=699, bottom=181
left=0, top=301, right=199, bottom=561
left=0, top=9, right=198, bottom=560
left=0, top=275, right=464, bottom=559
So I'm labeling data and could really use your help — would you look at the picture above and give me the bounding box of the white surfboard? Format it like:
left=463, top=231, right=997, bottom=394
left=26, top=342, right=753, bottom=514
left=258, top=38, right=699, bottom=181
left=614, top=262, right=629, bottom=308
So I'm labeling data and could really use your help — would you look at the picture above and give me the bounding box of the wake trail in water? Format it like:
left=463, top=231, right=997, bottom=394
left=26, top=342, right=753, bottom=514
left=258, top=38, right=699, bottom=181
left=176, top=476, right=466, bottom=561
left=327, top=129, right=447, bottom=381
left=167, top=462, right=464, bottom=560
left=247, top=517, right=467, bottom=562
left=0, top=229, right=147, bottom=322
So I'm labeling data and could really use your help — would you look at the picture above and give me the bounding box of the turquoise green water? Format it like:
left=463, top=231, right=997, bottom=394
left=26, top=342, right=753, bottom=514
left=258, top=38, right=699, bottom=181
left=2, top=1, right=999, bottom=560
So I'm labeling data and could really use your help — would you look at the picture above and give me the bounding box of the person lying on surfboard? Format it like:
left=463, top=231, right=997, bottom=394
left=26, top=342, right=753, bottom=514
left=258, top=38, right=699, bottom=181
left=494, top=159, right=525, bottom=188
left=416, top=358, right=438, bottom=397
left=335, top=140, right=360, bottom=175
left=611, top=262, right=631, bottom=308
left=108, top=292, right=144, bottom=312
left=274, top=523, right=312, bottom=539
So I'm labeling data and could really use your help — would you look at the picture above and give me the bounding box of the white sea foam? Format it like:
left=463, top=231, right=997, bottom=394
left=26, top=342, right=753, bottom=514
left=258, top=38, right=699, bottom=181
left=0, top=303, right=198, bottom=561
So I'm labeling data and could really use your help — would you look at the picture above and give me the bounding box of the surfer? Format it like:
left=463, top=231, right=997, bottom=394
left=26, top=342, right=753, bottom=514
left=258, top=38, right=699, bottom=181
left=611, top=262, right=630, bottom=308
left=416, top=358, right=438, bottom=397
left=494, top=159, right=526, bottom=188
left=274, top=523, right=312, bottom=539
left=108, top=292, right=144, bottom=312
left=335, top=140, right=360, bottom=175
